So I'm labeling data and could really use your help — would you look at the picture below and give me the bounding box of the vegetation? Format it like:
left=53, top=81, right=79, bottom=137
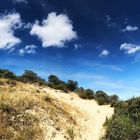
left=103, top=97, right=140, bottom=140
left=48, top=75, right=78, bottom=93
left=66, top=80, right=78, bottom=92
left=0, top=79, right=79, bottom=140
left=67, top=127, right=75, bottom=140
left=48, top=75, right=60, bottom=86
left=0, top=69, right=17, bottom=80
left=48, top=75, right=68, bottom=92
left=3, top=68, right=140, bottom=140
left=19, top=70, right=47, bottom=85
left=0, top=89, right=43, bottom=140
left=0, top=68, right=119, bottom=105
left=77, top=87, right=94, bottom=99
left=95, top=91, right=119, bottom=105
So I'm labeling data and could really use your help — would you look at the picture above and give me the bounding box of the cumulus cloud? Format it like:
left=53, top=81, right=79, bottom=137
left=120, top=43, right=140, bottom=54
left=30, top=12, right=77, bottom=48
left=122, top=25, right=138, bottom=32
left=19, top=44, right=37, bottom=55
left=0, top=12, right=22, bottom=50
left=99, top=50, right=109, bottom=57
left=12, top=0, right=28, bottom=4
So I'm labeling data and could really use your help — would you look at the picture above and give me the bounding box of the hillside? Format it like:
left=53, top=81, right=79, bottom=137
left=0, top=78, right=114, bottom=140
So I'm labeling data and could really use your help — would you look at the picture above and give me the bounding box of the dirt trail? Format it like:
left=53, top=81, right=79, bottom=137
left=43, top=87, right=114, bottom=140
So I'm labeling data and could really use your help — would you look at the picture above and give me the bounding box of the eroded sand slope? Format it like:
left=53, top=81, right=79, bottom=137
left=43, top=87, right=114, bottom=140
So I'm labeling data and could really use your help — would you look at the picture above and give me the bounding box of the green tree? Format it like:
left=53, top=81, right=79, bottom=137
left=20, top=70, right=46, bottom=85
left=0, top=69, right=17, bottom=79
left=66, top=80, right=78, bottom=91
left=110, top=94, right=119, bottom=107
left=77, top=88, right=94, bottom=99
left=110, top=94, right=119, bottom=102
left=95, top=90, right=110, bottom=105
left=48, top=75, right=60, bottom=85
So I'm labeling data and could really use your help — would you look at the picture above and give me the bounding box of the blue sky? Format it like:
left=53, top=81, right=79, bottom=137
left=1, top=0, right=140, bottom=99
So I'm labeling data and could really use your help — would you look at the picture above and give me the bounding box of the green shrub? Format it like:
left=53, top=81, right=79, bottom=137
left=0, top=102, right=13, bottom=113
left=67, top=127, right=75, bottom=140
left=48, top=75, right=60, bottom=85
left=0, top=69, right=17, bottom=80
left=105, top=115, right=131, bottom=140
left=66, top=80, right=78, bottom=92
left=95, top=91, right=110, bottom=105
left=48, top=75, right=69, bottom=92
left=104, top=97, right=140, bottom=140
left=110, top=95, right=119, bottom=107
left=47, top=82, right=55, bottom=88
left=77, top=88, right=94, bottom=99
left=130, top=124, right=140, bottom=140
left=96, top=97, right=106, bottom=105
left=110, top=95, right=119, bottom=102
left=55, top=84, right=68, bottom=93
left=19, top=70, right=47, bottom=85
left=110, top=100, right=118, bottom=107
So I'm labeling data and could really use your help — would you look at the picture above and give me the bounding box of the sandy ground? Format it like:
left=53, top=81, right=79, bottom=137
left=42, top=87, right=114, bottom=140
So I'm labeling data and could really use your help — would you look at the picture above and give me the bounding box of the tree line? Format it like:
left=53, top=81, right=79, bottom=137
left=0, top=68, right=119, bottom=105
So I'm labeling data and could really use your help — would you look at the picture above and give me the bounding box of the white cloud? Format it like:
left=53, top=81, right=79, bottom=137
left=99, top=49, right=109, bottom=57
left=30, top=12, right=77, bottom=48
left=106, top=15, right=111, bottom=22
left=19, top=44, right=37, bottom=55
left=122, top=25, right=138, bottom=32
left=106, top=15, right=116, bottom=27
left=12, top=0, right=28, bottom=4
left=0, top=13, right=22, bottom=50
left=74, top=44, right=82, bottom=50
left=120, top=43, right=140, bottom=54
left=23, top=22, right=32, bottom=29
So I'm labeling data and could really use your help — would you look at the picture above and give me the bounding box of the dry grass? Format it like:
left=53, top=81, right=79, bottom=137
left=0, top=81, right=44, bottom=140
left=0, top=78, right=80, bottom=140
left=66, top=127, right=75, bottom=140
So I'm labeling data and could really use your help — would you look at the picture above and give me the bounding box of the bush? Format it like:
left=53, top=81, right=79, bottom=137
left=0, top=102, right=14, bottom=113
left=77, top=88, right=94, bottom=99
left=110, top=100, right=118, bottom=107
left=19, top=70, right=47, bottom=85
left=66, top=80, right=78, bottom=92
left=95, top=91, right=110, bottom=105
left=55, top=84, right=68, bottom=93
left=67, top=127, right=75, bottom=140
left=47, top=82, right=55, bottom=88
left=85, top=89, right=94, bottom=98
left=104, top=115, right=132, bottom=140
left=48, top=75, right=60, bottom=86
left=110, top=95, right=119, bottom=102
left=110, top=95, right=119, bottom=107
left=104, top=97, right=140, bottom=140
left=0, top=69, right=17, bottom=80
left=48, top=75, right=68, bottom=92
left=96, top=97, right=106, bottom=105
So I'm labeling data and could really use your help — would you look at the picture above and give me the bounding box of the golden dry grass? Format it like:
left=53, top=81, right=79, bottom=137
left=0, top=78, right=80, bottom=140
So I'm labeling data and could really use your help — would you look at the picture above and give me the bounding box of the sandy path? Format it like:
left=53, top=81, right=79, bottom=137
left=43, top=87, right=114, bottom=140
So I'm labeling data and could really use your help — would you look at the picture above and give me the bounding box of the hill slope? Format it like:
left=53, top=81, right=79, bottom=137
left=0, top=78, right=114, bottom=140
